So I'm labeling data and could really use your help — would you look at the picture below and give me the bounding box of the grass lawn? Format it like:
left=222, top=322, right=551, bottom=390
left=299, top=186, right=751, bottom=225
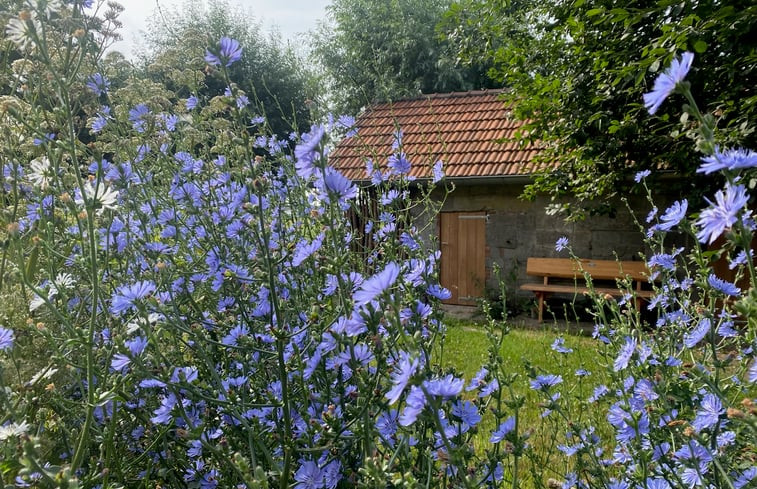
left=437, top=317, right=612, bottom=487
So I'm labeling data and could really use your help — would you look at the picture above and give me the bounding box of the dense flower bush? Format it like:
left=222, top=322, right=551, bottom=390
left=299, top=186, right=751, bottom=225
left=0, top=3, right=755, bottom=489
left=538, top=52, right=757, bottom=489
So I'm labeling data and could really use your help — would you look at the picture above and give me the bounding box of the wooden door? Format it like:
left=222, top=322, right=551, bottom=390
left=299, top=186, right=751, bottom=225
left=439, top=212, right=486, bottom=305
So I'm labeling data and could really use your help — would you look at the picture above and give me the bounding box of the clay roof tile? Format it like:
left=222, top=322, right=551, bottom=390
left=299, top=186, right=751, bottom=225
left=331, top=90, right=556, bottom=180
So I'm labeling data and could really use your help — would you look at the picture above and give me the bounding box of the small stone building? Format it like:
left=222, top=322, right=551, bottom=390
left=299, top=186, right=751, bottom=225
left=331, top=90, right=649, bottom=307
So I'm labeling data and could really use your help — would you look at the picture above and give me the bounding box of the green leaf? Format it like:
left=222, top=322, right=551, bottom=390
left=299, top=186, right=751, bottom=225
left=586, top=8, right=603, bottom=17
left=693, top=40, right=707, bottom=53
left=25, top=244, right=39, bottom=281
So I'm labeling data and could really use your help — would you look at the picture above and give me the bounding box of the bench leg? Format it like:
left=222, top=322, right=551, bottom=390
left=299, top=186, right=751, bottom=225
left=537, top=292, right=544, bottom=323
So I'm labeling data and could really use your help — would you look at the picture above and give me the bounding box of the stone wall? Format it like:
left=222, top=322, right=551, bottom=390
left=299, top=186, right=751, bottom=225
left=418, top=180, right=669, bottom=302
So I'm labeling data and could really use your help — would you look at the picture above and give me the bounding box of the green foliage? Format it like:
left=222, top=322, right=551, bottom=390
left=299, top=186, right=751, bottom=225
left=310, top=0, right=497, bottom=115
left=139, top=0, right=315, bottom=137
left=445, top=0, right=757, bottom=217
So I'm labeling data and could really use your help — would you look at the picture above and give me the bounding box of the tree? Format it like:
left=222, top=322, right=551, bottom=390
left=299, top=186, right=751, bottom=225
left=139, top=0, right=315, bottom=137
left=311, top=0, right=497, bottom=115
left=444, top=0, right=757, bottom=217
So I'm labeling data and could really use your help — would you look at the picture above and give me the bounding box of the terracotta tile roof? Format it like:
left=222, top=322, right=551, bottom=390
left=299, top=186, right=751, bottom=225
left=330, top=90, right=555, bottom=181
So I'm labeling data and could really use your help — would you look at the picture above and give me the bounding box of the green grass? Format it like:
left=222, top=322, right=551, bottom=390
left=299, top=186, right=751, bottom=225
left=440, top=319, right=602, bottom=379
left=437, top=318, right=612, bottom=487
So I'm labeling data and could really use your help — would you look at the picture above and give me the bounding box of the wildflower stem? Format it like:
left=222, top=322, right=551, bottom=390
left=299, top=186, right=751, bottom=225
left=39, top=53, right=101, bottom=475
left=251, top=184, right=293, bottom=487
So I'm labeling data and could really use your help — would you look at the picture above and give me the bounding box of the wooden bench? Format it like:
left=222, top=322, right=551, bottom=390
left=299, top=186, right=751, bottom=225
left=520, top=257, right=653, bottom=322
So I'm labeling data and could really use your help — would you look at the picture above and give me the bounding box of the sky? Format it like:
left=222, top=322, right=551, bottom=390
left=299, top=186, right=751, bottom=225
left=111, top=0, right=331, bottom=58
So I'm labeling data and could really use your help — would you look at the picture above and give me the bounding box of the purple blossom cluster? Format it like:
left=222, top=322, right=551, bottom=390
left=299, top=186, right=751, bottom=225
left=2, top=33, right=509, bottom=485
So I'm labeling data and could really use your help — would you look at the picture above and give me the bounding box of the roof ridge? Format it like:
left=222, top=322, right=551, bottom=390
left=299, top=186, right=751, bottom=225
left=419, top=88, right=508, bottom=99
left=366, top=88, right=508, bottom=108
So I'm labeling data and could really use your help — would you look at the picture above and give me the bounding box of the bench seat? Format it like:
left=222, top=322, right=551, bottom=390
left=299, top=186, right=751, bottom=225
left=520, top=283, right=654, bottom=298
left=520, top=257, right=653, bottom=322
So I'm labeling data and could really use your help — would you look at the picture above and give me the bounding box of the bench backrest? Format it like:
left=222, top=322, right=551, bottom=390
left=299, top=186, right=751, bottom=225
left=525, top=257, right=649, bottom=282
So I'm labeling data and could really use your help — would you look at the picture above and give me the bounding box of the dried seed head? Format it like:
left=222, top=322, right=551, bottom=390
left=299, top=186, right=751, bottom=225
left=727, top=407, right=746, bottom=419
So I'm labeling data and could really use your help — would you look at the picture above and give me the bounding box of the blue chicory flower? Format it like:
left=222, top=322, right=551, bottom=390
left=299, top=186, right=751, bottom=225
left=86, top=73, right=110, bottom=96
left=204, top=37, right=243, bottom=67
left=589, top=384, right=609, bottom=403
left=294, top=125, right=326, bottom=179
left=479, top=378, right=499, bottom=397
left=607, top=479, right=630, bottom=489
left=385, top=353, right=419, bottom=404
left=323, top=460, right=342, bottom=489
left=319, top=167, right=358, bottom=207
left=432, top=160, right=444, bottom=183
left=642, top=52, right=694, bottom=114
left=644, top=479, right=671, bottom=489
left=717, top=320, right=738, bottom=338
left=466, top=367, right=488, bottom=391
left=426, top=284, right=451, bottom=300
left=650, top=200, right=688, bottom=233
left=551, top=337, right=573, bottom=354
left=186, top=95, right=198, bottom=110
left=490, top=417, right=515, bottom=443
left=398, top=385, right=427, bottom=426
left=729, top=249, right=752, bottom=269
left=634, top=169, right=651, bottom=182
left=353, top=262, right=400, bottom=306
left=424, top=374, right=464, bottom=397
left=387, top=152, right=411, bottom=175
left=555, top=236, right=569, bottom=251
left=684, top=317, right=711, bottom=348
left=451, top=400, right=481, bottom=427
left=614, top=337, right=636, bottom=371
left=675, top=440, right=713, bottom=487
left=376, top=409, right=399, bottom=440
left=0, top=326, right=15, bottom=351
left=111, top=353, right=131, bottom=373
left=294, top=461, right=322, bottom=489
left=336, top=115, right=357, bottom=137
left=110, top=280, right=156, bottom=314
left=691, top=394, right=725, bottom=433
left=734, top=467, right=757, bottom=489
left=707, top=274, right=741, bottom=296
left=91, top=113, right=108, bottom=133
left=697, top=147, right=757, bottom=174
left=125, top=336, right=148, bottom=356
left=530, top=374, right=563, bottom=390
left=128, top=104, right=150, bottom=133
left=292, top=233, right=324, bottom=267
left=695, top=183, right=750, bottom=244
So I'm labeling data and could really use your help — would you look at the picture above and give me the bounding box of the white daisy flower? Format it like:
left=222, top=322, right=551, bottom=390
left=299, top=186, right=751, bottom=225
left=28, top=156, right=51, bottom=189
left=29, top=294, right=46, bottom=311
left=77, top=181, right=119, bottom=215
left=54, top=272, right=75, bottom=289
left=26, top=367, right=58, bottom=386
left=29, top=281, right=58, bottom=311
left=126, top=312, right=162, bottom=334
left=0, top=421, right=30, bottom=441
left=5, top=13, right=41, bottom=52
